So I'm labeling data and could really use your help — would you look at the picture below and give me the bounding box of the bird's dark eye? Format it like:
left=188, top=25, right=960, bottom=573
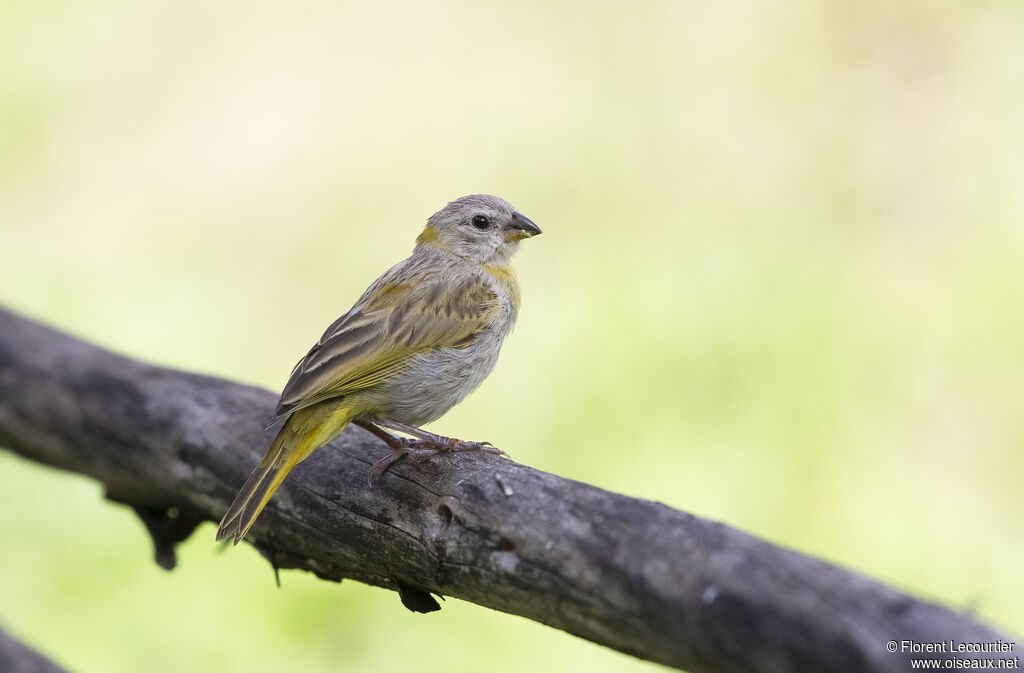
left=471, top=215, right=490, bottom=230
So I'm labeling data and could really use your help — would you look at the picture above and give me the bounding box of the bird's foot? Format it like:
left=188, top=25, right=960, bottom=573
left=366, top=436, right=507, bottom=486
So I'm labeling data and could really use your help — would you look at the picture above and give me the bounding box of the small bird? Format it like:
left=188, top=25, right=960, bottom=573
left=216, top=194, right=541, bottom=544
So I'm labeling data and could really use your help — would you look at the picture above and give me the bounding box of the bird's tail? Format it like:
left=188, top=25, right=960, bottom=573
left=216, top=400, right=356, bottom=544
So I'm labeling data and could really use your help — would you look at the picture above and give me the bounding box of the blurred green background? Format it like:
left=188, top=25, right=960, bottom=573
left=1, top=0, right=1022, bottom=671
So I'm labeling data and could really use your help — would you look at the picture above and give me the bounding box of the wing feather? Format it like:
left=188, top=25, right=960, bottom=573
left=273, top=267, right=498, bottom=418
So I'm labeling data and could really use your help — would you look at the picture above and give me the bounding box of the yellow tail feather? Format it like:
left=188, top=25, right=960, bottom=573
left=216, top=400, right=356, bottom=544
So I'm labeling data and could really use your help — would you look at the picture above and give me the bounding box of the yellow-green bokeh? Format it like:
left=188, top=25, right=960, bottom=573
left=1, top=1, right=1022, bottom=671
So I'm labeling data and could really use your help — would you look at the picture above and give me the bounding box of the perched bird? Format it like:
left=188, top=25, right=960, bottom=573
left=216, top=194, right=541, bottom=544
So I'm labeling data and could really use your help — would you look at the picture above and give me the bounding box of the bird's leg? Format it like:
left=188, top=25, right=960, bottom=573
left=354, top=419, right=405, bottom=449
left=354, top=419, right=507, bottom=486
left=354, top=421, right=437, bottom=486
left=381, top=419, right=507, bottom=458
left=377, top=421, right=446, bottom=443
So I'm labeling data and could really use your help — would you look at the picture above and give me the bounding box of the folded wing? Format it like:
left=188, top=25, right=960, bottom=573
left=273, top=269, right=499, bottom=419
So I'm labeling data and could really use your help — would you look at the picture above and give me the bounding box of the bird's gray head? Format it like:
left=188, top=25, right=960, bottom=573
left=417, top=194, right=541, bottom=266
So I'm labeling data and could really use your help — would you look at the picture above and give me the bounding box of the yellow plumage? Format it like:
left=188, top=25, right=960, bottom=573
left=216, top=194, right=541, bottom=545
left=216, top=400, right=357, bottom=543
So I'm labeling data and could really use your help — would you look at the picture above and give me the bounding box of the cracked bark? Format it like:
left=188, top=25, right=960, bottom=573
left=0, top=306, right=1013, bottom=673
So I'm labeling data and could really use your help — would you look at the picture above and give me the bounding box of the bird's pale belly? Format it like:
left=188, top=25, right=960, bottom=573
left=358, top=328, right=507, bottom=427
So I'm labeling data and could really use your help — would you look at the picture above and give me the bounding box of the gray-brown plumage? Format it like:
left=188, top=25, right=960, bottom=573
left=217, top=194, right=541, bottom=544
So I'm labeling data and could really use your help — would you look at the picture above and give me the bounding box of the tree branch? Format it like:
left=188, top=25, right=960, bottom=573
left=0, top=627, right=73, bottom=673
left=0, top=306, right=1012, bottom=673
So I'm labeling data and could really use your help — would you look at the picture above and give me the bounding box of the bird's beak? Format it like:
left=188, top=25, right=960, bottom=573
left=505, top=212, right=542, bottom=241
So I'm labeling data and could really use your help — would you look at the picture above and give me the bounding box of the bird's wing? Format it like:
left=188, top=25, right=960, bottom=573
left=273, top=270, right=499, bottom=418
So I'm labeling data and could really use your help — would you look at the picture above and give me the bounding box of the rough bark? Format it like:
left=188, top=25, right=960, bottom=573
left=0, top=628, right=73, bottom=673
left=0, top=306, right=1013, bottom=673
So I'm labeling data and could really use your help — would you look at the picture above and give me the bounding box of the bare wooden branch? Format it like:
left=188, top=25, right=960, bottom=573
left=0, top=306, right=1013, bottom=673
left=0, top=628, right=73, bottom=673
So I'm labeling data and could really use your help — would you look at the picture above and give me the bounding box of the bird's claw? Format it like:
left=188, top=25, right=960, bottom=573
left=442, top=438, right=508, bottom=458
left=366, top=436, right=508, bottom=486
left=472, top=441, right=508, bottom=458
